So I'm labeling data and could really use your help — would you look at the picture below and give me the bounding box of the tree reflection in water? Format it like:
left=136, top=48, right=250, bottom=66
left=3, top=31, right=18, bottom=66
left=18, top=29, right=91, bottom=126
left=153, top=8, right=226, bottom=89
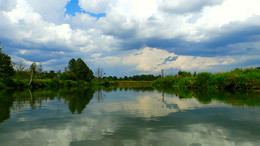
left=157, top=88, right=260, bottom=107
left=0, top=90, right=14, bottom=123
left=0, top=87, right=95, bottom=123
left=0, top=87, right=260, bottom=124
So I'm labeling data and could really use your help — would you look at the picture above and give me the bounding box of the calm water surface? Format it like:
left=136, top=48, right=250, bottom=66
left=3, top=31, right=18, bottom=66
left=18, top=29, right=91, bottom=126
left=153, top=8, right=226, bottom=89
left=0, top=88, right=260, bottom=146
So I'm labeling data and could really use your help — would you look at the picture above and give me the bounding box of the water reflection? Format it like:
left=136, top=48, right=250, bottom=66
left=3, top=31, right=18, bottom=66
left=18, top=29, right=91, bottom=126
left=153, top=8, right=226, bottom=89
left=0, top=90, right=14, bottom=123
left=157, top=88, right=260, bottom=107
left=0, top=87, right=260, bottom=146
left=59, top=88, right=94, bottom=114
left=0, top=88, right=95, bottom=123
left=1, top=87, right=260, bottom=123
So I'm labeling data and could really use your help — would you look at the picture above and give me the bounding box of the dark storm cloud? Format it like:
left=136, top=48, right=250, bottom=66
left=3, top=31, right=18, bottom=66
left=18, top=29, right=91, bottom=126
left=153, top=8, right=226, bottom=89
left=114, top=17, right=260, bottom=57
left=203, top=24, right=260, bottom=49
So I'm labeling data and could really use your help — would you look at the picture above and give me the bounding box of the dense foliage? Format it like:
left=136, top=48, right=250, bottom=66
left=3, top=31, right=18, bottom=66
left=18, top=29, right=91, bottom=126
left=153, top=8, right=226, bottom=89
left=153, top=68, right=260, bottom=90
left=103, top=74, right=160, bottom=81
left=61, top=58, right=94, bottom=81
left=0, top=46, right=15, bottom=86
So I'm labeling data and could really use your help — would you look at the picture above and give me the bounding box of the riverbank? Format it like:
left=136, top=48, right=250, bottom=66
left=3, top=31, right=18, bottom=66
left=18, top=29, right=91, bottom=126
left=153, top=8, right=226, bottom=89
left=1, top=68, right=259, bottom=90
left=153, top=68, right=260, bottom=90
left=0, top=79, right=154, bottom=89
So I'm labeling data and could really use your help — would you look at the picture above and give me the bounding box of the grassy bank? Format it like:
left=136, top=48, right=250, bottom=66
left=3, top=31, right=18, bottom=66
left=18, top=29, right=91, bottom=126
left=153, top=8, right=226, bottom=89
left=1, top=68, right=259, bottom=90
left=117, top=81, right=152, bottom=88
left=0, top=78, right=93, bottom=89
left=153, top=68, right=260, bottom=90
left=0, top=79, right=153, bottom=89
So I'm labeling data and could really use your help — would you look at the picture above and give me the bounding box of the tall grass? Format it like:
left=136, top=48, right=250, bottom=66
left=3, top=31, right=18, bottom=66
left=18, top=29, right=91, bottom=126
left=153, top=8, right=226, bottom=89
left=153, top=68, right=260, bottom=90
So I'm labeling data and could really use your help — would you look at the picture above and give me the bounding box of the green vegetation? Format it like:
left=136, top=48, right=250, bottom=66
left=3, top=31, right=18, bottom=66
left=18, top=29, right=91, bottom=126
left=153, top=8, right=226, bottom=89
left=0, top=44, right=15, bottom=87
left=156, top=88, right=260, bottom=107
left=0, top=57, right=94, bottom=89
left=0, top=42, right=95, bottom=88
left=0, top=87, right=96, bottom=122
left=100, top=74, right=160, bottom=81
left=153, top=68, right=260, bottom=90
left=117, top=81, right=152, bottom=88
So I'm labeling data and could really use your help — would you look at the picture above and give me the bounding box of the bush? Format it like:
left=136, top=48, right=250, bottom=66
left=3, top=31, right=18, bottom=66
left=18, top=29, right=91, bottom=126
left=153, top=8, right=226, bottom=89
left=83, top=81, right=92, bottom=87
left=194, top=72, right=213, bottom=89
left=61, top=80, right=78, bottom=87
left=213, top=74, right=226, bottom=89
left=178, top=77, right=194, bottom=89
left=235, top=75, right=253, bottom=89
left=152, top=68, right=260, bottom=90
left=31, top=80, right=45, bottom=88
left=43, top=79, right=59, bottom=87
left=12, top=79, right=27, bottom=88
left=60, top=71, right=77, bottom=81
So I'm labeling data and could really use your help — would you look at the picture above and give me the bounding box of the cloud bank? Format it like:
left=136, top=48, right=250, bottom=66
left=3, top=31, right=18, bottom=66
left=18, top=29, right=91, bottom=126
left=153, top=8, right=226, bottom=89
left=0, top=0, right=259, bottom=76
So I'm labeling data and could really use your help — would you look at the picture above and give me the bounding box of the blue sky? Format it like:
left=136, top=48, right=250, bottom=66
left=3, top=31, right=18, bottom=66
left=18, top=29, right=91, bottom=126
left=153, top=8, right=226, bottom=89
left=65, top=0, right=106, bottom=18
left=0, top=0, right=260, bottom=76
left=65, top=0, right=86, bottom=16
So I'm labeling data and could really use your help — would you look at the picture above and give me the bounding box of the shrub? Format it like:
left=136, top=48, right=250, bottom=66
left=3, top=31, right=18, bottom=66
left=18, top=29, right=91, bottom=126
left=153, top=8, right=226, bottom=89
left=235, top=75, right=253, bottom=89
left=178, top=77, right=194, bottom=89
left=60, top=71, right=77, bottom=81
left=43, top=79, right=59, bottom=87
left=194, top=72, right=213, bottom=89
left=31, top=80, right=45, bottom=88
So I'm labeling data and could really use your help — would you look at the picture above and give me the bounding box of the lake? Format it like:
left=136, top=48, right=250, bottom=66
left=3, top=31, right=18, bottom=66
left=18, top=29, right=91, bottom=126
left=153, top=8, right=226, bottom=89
left=0, top=87, right=260, bottom=146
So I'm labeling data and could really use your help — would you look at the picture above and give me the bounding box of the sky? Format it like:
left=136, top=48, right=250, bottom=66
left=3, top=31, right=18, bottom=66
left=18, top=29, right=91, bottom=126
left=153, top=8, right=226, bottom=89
left=0, top=0, right=259, bottom=76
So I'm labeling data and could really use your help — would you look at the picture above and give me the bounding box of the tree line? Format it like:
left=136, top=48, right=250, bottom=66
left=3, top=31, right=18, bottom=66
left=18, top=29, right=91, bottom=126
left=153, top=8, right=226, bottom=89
left=0, top=43, right=160, bottom=88
left=153, top=69, right=260, bottom=90
left=0, top=42, right=95, bottom=88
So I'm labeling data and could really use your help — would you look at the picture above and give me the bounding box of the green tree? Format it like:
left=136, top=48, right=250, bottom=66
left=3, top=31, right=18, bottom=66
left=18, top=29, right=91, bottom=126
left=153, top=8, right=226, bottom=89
left=0, top=44, right=15, bottom=80
left=68, top=58, right=77, bottom=73
left=75, top=58, right=93, bottom=81
left=124, top=76, right=128, bottom=80
left=66, top=58, right=94, bottom=81
left=48, top=70, right=57, bottom=78
left=178, top=71, right=191, bottom=77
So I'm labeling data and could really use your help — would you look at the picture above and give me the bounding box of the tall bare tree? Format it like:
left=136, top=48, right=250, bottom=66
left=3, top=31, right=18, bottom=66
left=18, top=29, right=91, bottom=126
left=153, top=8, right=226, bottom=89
left=37, top=63, right=43, bottom=73
left=95, top=67, right=104, bottom=81
left=16, top=60, right=26, bottom=72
